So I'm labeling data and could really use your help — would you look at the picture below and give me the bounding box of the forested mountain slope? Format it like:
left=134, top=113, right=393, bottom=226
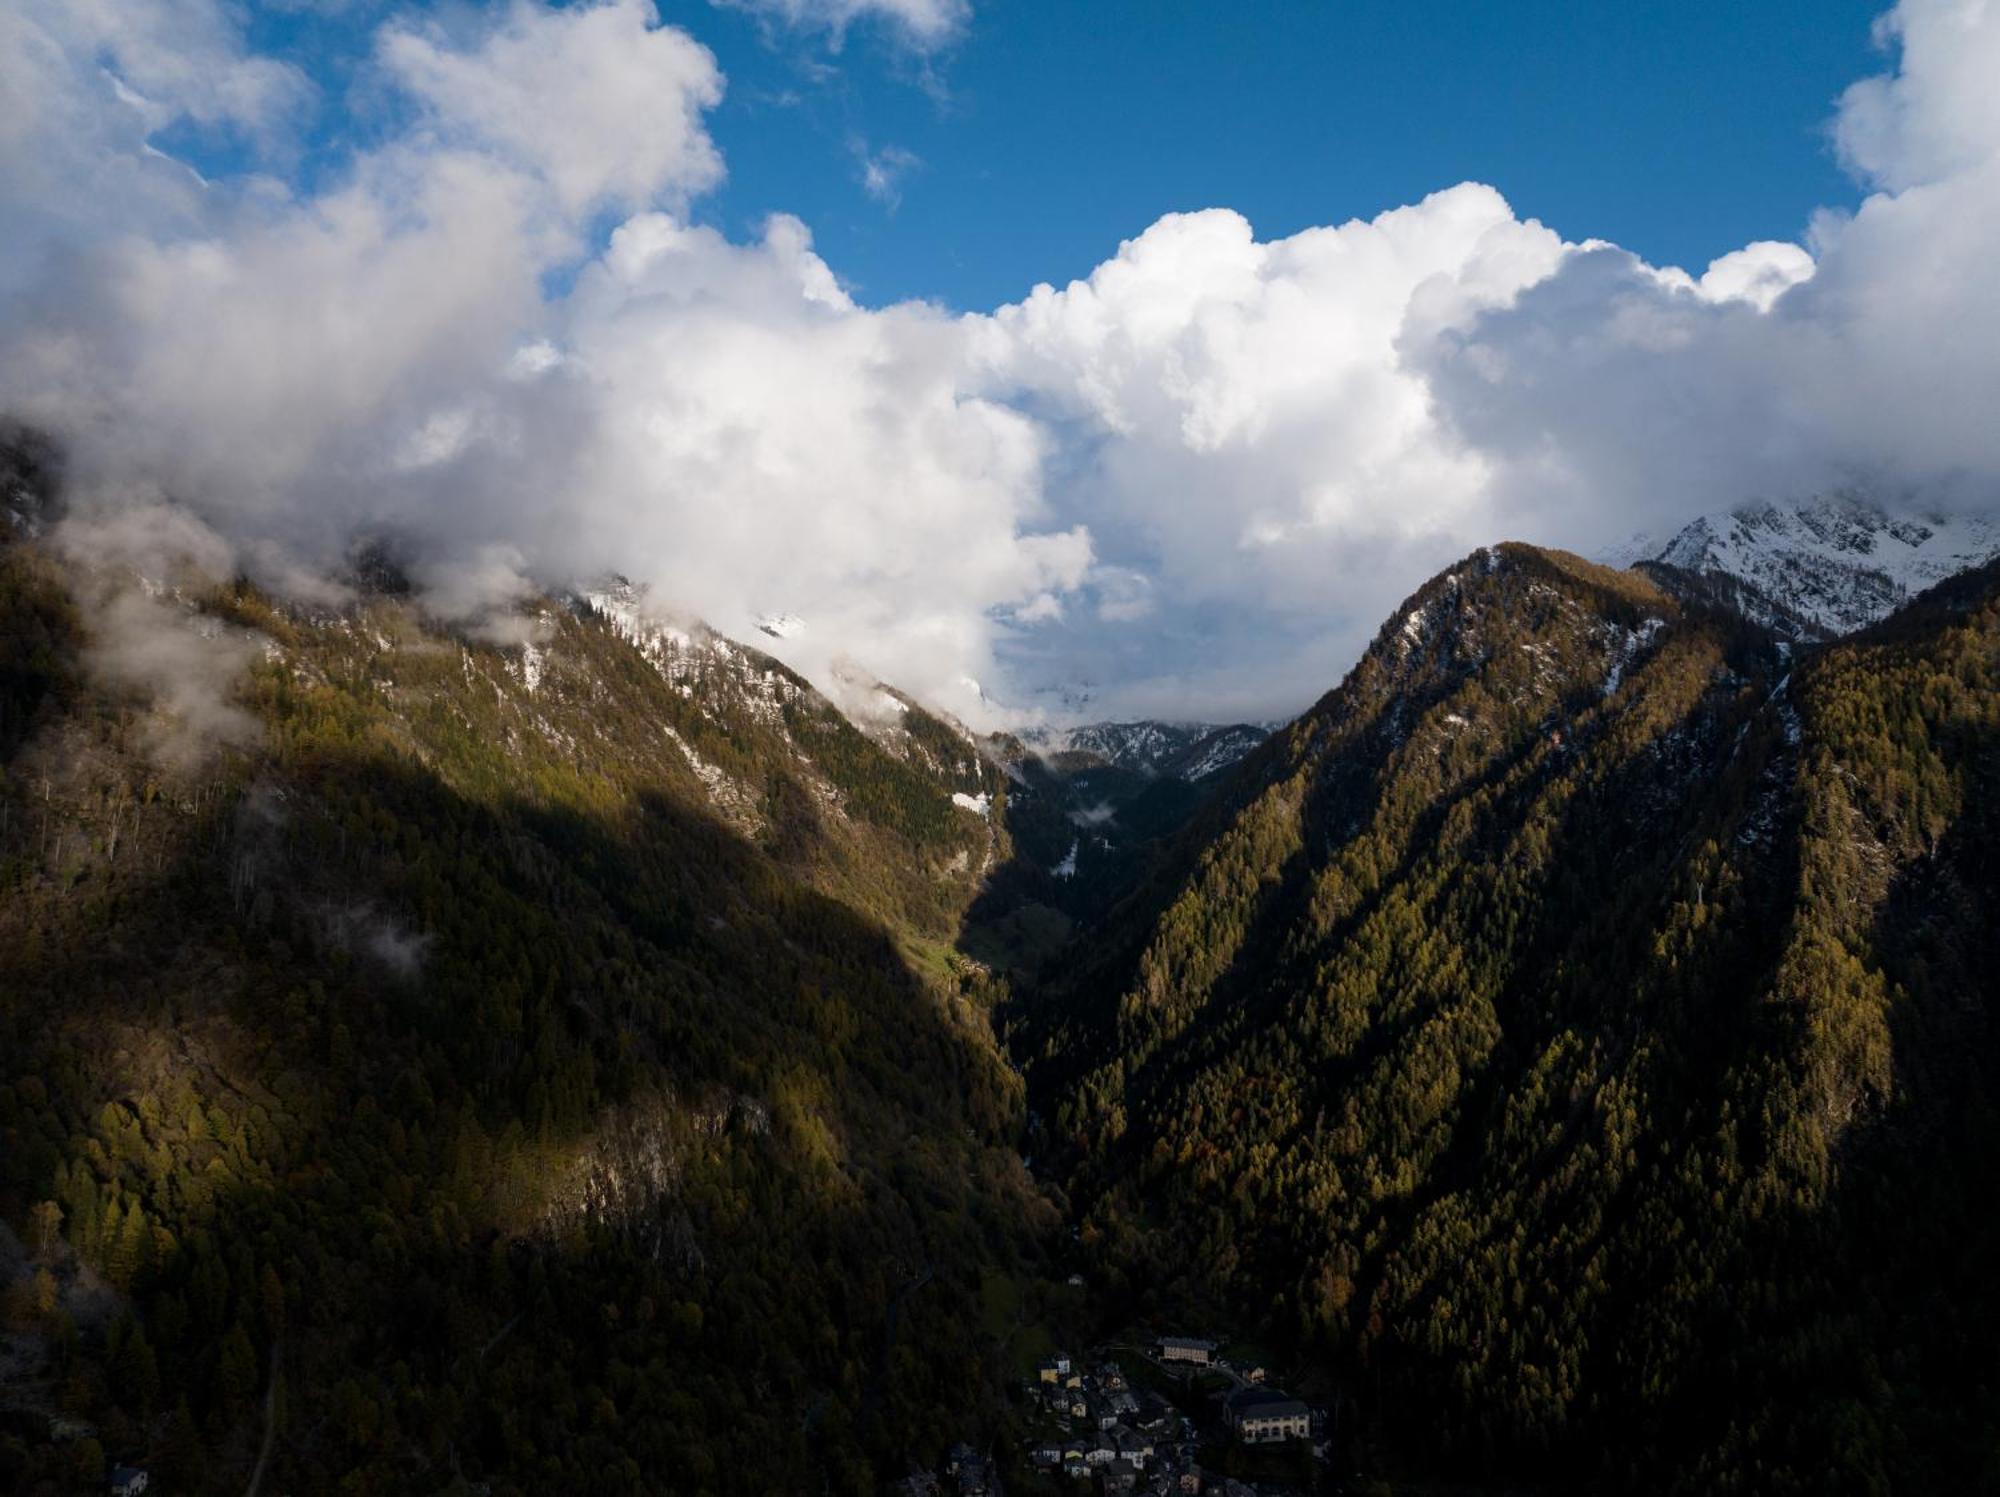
left=1015, top=542, right=2000, bottom=1493
left=0, top=482, right=1053, bottom=1494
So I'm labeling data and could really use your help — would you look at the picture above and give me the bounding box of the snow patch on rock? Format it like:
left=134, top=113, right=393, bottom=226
left=1628, top=495, right=2000, bottom=638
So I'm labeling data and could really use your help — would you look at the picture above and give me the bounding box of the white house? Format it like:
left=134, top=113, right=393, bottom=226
left=1157, top=1336, right=1216, bottom=1366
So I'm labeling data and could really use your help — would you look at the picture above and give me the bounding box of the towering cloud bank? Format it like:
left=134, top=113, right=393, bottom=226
left=1424, top=0, right=2000, bottom=559
left=2, top=0, right=1996, bottom=722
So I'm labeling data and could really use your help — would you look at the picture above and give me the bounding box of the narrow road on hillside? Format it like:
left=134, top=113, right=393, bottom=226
left=245, top=1340, right=280, bottom=1497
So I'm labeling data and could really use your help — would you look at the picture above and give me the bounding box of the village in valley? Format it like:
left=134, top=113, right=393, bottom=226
left=897, top=1330, right=1332, bottom=1497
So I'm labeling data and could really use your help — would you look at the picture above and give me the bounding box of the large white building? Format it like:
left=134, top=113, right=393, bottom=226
left=1157, top=1335, right=1216, bottom=1366
left=1225, top=1386, right=1311, bottom=1444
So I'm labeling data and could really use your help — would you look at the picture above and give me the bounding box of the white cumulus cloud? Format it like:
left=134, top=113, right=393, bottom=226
left=962, top=185, right=1570, bottom=715
left=3, top=0, right=2000, bottom=728
left=380, top=0, right=725, bottom=218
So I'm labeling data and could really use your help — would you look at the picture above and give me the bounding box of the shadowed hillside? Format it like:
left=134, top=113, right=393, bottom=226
left=0, top=488, right=1057, bottom=1494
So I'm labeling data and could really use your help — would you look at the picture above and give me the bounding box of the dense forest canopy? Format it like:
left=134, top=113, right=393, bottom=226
left=1014, top=544, right=2000, bottom=1493
left=0, top=450, right=1059, bottom=1493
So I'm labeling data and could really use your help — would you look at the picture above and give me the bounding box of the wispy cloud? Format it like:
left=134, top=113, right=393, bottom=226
left=712, top=0, right=970, bottom=53
left=851, top=137, right=921, bottom=207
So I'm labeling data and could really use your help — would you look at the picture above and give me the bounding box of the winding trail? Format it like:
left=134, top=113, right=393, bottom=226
left=244, top=1340, right=280, bottom=1497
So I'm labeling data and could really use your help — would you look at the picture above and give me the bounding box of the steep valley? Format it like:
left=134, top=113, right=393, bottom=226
left=4, top=457, right=2000, bottom=1494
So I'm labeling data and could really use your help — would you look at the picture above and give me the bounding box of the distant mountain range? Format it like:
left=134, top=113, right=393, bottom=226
left=1614, top=493, right=2000, bottom=639
left=1018, top=718, right=1274, bottom=782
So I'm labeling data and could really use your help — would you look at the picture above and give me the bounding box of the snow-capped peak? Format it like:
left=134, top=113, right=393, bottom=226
left=1630, top=494, right=2000, bottom=639
left=1019, top=719, right=1272, bottom=781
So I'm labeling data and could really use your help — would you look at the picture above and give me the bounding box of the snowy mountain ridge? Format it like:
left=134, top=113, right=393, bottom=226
left=1019, top=718, right=1273, bottom=782
left=1627, top=494, right=2000, bottom=639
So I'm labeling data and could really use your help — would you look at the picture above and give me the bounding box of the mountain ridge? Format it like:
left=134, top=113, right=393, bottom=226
left=1017, top=719, right=1274, bottom=782
left=1014, top=539, right=2000, bottom=1492
left=1617, top=492, right=2000, bottom=640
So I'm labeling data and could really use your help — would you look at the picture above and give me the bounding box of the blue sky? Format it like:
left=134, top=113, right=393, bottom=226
left=697, top=0, right=1887, bottom=308
left=235, top=0, right=1885, bottom=311
left=742, top=0, right=1883, bottom=307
